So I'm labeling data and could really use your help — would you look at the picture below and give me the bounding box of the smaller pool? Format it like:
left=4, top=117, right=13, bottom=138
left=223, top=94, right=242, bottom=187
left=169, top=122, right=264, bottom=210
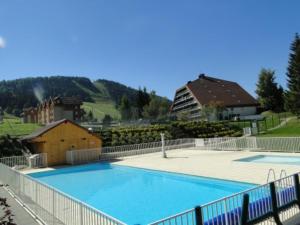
left=236, top=155, right=300, bottom=165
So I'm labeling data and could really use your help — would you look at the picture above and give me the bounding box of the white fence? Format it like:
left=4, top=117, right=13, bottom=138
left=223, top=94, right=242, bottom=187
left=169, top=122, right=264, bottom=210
left=196, top=136, right=300, bottom=153
left=0, top=155, right=29, bottom=167
left=101, top=138, right=195, bottom=159
left=66, top=148, right=101, bottom=165
left=0, top=162, right=126, bottom=225
left=0, top=154, right=47, bottom=169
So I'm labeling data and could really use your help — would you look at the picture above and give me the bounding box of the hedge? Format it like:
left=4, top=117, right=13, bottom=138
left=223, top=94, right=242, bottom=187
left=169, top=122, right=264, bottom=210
left=98, top=121, right=242, bottom=147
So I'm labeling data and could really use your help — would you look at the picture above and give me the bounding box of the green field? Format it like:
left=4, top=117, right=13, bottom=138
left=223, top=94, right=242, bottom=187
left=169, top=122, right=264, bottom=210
left=82, top=100, right=120, bottom=120
left=230, top=112, right=290, bottom=132
left=257, top=118, right=300, bottom=137
left=0, top=118, right=41, bottom=137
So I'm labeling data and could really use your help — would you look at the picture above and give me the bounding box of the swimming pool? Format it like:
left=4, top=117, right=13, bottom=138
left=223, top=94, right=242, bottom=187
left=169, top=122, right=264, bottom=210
left=236, top=155, right=300, bottom=165
left=29, top=163, right=255, bottom=225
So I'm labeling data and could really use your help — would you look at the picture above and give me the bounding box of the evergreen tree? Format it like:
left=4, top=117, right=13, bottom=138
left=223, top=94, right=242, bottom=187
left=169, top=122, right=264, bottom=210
left=87, top=110, right=94, bottom=121
left=285, top=33, right=300, bottom=115
left=142, top=92, right=171, bottom=120
left=102, top=114, right=112, bottom=127
left=119, top=95, right=131, bottom=120
left=256, top=68, right=284, bottom=112
left=136, top=87, right=150, bottom=117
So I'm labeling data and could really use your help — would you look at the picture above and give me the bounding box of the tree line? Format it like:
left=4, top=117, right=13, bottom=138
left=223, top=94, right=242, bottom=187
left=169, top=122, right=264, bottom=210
left=118, top=87, right=171, bottom=122
left=256, top=33, right=300, bottom=115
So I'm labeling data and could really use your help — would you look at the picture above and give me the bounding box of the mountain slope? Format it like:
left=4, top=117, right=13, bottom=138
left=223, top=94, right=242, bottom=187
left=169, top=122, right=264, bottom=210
left=0, top=76, right=168, bottom=120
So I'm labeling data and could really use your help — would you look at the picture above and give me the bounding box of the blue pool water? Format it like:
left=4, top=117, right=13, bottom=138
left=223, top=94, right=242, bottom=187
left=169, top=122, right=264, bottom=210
left=29, top=163, right=255, bottom=225
left=236, top=155, right=300, bottom=165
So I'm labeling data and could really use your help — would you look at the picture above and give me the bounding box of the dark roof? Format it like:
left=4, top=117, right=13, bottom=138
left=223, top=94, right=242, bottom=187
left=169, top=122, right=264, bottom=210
left=53, top=96, right=82, bottom=105
left=21, top=119, right=92, bottom=141
left=186, top=75, right=258, bottom=107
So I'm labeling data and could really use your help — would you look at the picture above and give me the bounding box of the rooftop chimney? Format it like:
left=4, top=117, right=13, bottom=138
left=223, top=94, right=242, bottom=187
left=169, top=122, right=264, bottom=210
left=198, top=73, right=205, bottom=79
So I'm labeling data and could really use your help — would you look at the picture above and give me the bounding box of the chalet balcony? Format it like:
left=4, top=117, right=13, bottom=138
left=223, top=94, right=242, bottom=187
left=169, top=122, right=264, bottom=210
left=173, top=95, right=193, bottom=105
left=172, top=100, right=198, bottom=111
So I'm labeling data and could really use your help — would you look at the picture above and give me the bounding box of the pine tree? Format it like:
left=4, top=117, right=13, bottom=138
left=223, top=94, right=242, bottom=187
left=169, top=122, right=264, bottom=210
left=119, top=95, right=131, bottom=121
left=256, top=68, right=284, bottom=112
left=102, top=114, right=112, bottom=127
left=285, top=33, right=300, bottom=115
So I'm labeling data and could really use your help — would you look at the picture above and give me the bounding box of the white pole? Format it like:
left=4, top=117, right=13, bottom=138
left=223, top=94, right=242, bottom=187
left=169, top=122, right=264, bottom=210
left=161, top=133, right=167, bottom=158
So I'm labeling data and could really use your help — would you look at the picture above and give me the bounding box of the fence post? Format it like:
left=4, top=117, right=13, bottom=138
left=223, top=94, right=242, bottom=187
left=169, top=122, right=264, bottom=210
left=293, top=174, right=300, bottom=208
left=195, top=206, right=203, bottom=225
left=240, top=193, right=249, bottom=225
left=270, top=182, right=282, bottom=225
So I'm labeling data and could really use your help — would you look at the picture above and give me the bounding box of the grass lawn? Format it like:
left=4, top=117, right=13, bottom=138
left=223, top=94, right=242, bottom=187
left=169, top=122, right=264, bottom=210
left=257, top=118, right=300, bottom=137
left=82, top=100, right=120, bottom=120
left=0, top=118, right=41, bottom=137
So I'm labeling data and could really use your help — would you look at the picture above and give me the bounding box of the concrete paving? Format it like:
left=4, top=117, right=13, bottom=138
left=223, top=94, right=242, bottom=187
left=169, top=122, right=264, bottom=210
left=112, top=149, right=300, bottom=185
left=0, top=186, right=40, bottom=225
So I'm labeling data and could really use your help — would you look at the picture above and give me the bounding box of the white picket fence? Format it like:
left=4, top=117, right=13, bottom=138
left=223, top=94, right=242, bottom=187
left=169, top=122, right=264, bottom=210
left=66, top=148, right=101, bottom=165
left=0, top=162, right=126, bottom=225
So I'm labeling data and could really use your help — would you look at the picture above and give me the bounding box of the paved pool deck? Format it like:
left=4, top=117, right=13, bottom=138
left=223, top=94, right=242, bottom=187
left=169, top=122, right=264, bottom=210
left=24, top=149, right=300, bottom=185
left=111, top=149, right=300, bottom=185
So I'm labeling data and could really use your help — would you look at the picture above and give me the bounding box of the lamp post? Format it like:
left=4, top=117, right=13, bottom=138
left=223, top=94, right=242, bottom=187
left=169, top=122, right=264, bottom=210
left=161, top=133, right=167, bottom=158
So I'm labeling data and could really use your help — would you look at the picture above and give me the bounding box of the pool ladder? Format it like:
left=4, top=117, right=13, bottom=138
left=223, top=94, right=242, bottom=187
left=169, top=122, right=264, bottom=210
left=267, top=169, right=287, bottom=183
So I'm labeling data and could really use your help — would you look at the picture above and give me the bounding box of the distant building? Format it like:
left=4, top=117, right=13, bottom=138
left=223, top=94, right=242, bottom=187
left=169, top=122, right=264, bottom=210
left=22, top=119, right=102, bottom=166
left=170, top=74, right=259, bottom=120
left=23, top=96, right=84, bottom=125
left=22, top=107, right=38, bottom=123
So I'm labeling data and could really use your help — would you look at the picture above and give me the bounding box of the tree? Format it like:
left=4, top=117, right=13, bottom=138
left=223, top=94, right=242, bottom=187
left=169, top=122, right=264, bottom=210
left=256, top=68, right=284, bottom=112
left=142, top=92, right=171, bottom=120
left=87, top=110, right=94, bottom=121
left=102, top=114, right=112, bottom=127
left=119, top=95, right=131, bottom=120
left=136, top=87, right=150, bottom=118
left=285, top=33, right=300, bottom=115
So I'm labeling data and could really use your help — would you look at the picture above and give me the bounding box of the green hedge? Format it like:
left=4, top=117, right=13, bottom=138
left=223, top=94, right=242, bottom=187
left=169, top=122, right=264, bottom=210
left=99, top=121, right=242, bottom=147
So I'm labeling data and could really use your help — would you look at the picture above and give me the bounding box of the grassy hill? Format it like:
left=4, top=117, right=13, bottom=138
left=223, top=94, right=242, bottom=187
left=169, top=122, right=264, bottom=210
left=82, top=100, right=120, bottom=120
left=0, top=76, right=167, bottom=120
left=0, top=118, right=41, bottom=137
left=257, top=118, right=300, bottom=137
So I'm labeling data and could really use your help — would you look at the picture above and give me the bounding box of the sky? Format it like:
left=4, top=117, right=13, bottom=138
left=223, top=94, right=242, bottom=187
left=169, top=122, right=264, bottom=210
left=0, top=0, right=300, bottom=100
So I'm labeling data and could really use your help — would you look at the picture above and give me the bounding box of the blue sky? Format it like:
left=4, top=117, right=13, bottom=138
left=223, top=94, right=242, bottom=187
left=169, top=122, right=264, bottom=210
left=0, top=0, right=299, bottom=99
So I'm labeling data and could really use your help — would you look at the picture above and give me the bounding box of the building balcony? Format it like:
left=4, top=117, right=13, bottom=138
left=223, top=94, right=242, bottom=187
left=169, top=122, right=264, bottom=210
left=172, top=100, right=198, bottom=111
left=175, top=89, right=190, bottom=98
left=173, top=95, right=193, bottom=105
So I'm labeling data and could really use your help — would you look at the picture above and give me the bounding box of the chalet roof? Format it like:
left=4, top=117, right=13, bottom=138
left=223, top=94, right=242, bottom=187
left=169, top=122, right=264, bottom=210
left=53, top=96, right=82, bottom=105
left=186, top=75, right=258, bottom=107
left=21, top=119, right=95, bottom=141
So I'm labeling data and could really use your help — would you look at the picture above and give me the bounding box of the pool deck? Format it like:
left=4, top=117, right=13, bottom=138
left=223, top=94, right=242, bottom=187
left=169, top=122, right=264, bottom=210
left=24, top=149, right=300, bottom=185
left=111, top=149, right=300, bottom=185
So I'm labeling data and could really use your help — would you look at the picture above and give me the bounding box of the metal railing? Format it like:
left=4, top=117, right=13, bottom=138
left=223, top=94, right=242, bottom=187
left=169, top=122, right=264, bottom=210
left=0, top=155, right=29, bottom=167
left=0, top=162, right=126, bottom=225
left=0, top=154, right=47, bottom=169
left=66, top=148, right=101, bottom=165
left=149, top=173, right=300, bottom=225
left=101, top=138, right=195, bottom=160
left=195, top=136, right=300, bottom=153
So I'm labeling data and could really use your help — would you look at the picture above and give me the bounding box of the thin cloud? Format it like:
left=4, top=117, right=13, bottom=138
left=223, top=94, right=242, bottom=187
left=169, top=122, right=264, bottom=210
left=0, top=36, right=6, bottom=48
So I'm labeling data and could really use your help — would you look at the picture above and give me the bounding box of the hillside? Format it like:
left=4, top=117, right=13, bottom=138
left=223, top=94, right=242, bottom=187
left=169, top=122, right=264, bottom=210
left=0, top=76, right=166, bottom=120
